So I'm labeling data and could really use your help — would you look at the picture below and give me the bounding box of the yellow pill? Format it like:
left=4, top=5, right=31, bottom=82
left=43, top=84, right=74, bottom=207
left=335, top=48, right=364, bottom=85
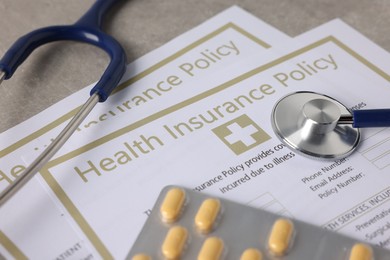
left=198, top=237, right=224, bottom=260
left=268, top=218, right=294, bottom=256
left=240, top=248, right=263, bottom=260
left=195, top=198, right=221, bottom=233
left=132, top=254, right=151, bottom=260
left=160, top=188, right=185, bottom=223
left=161, top=226, right=188, bottom=260
left=349, top=243, right=373, bottom=260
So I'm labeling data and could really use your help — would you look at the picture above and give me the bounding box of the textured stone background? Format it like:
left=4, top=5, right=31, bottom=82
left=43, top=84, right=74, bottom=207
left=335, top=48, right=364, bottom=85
left=0, top=0, right=389, bottom=133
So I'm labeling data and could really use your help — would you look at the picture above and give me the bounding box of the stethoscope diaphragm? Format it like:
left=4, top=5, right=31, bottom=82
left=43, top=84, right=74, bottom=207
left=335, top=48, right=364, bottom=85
left=271, top=91, right=360, bottom=160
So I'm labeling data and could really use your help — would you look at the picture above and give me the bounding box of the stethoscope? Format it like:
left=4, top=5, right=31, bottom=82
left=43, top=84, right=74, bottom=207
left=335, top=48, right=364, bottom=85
left=0, top=0, right=388, bottom=207
left=0, top=0, right=126, bottom=206
left=271, top=91, right=390, bottom=160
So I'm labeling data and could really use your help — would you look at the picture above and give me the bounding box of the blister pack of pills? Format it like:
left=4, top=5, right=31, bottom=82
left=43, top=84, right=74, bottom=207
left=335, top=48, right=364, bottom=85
left=127, top=186, right=390, bottom=259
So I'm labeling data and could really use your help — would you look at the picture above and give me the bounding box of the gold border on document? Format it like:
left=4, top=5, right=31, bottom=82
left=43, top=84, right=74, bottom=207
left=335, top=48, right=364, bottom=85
left=0, top=23, right=269, bottom=259
left=0, top=231, right=27, bottom=260
left=0, top=23, right=269, bottom=158
left=42, top=36, right=390, bottom=258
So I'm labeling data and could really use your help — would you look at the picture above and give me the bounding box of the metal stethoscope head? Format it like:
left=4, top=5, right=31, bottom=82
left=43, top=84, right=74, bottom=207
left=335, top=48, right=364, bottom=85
left=271, top=91, right=390, bottom=160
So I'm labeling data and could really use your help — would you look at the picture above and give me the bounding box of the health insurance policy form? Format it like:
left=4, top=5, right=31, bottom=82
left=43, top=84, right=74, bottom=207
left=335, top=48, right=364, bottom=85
left=0, top=6, right=291, bottom=259
left=34, top=19, right=390, bottom=259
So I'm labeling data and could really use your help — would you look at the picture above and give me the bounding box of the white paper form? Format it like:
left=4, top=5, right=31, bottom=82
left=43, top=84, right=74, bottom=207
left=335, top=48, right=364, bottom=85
left=0, top=6, right=291, bottom=259
left=38, top=20, right=390, bottom=259
left=292, top=19, right=390, bottom=247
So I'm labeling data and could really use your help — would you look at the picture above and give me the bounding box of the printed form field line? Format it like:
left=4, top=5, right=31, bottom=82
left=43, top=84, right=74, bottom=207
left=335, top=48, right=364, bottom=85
left=247, top=192, right=292, bottom=217
left=360, top=128, right=390, bottom=169
left=41, top=36, right=390, bottom=258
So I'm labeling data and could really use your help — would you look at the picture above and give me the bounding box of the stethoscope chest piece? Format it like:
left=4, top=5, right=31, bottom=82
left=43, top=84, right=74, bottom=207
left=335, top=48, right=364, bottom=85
left=271, top=91, right=360, bottom=160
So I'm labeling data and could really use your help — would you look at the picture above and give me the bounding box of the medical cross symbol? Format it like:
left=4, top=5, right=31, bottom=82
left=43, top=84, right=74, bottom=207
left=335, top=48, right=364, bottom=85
left=212, top=114, right=271, bottom=155
left=224, top=122, right=258, bottom=146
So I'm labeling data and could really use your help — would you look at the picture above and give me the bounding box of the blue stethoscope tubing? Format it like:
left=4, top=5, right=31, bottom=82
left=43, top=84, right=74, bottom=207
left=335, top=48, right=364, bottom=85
left=346, top=109, right=390, bottom=128
left=0, top=0, right=126, bottom=102
left=0, top=0, right=127, bottom=206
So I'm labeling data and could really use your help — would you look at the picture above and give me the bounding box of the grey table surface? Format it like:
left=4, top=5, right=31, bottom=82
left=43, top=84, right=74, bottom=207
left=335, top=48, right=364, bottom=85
left=0, top=0, right=389, bottom=134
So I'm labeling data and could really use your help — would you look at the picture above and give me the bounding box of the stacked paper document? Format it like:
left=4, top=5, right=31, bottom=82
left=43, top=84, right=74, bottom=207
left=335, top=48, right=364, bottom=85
left=0, top=6, right=390, bottom=259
